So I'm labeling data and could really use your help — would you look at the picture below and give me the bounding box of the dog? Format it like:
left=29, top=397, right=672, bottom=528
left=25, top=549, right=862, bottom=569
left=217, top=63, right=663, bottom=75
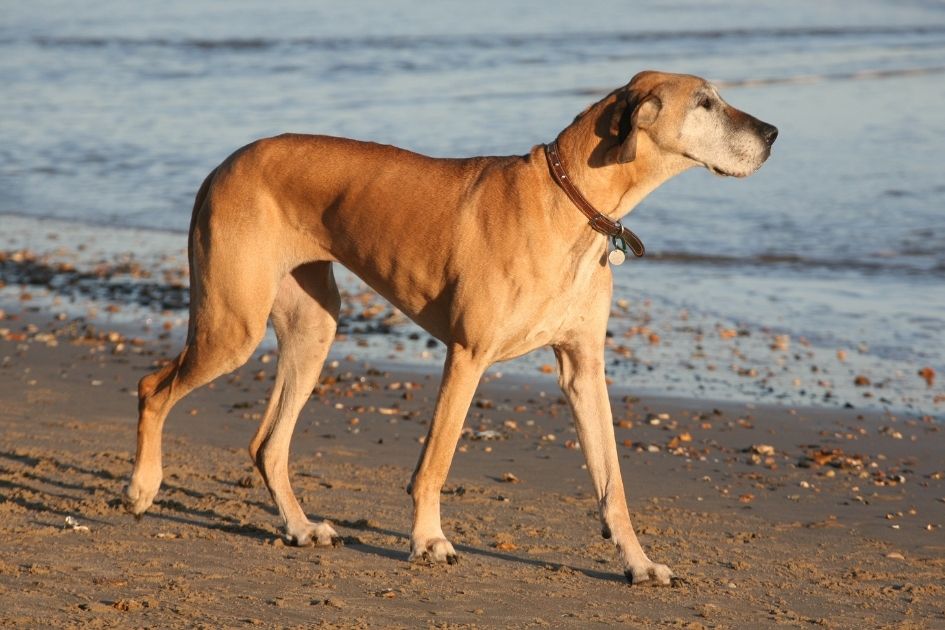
left=124, top=70, right=776, bottom=585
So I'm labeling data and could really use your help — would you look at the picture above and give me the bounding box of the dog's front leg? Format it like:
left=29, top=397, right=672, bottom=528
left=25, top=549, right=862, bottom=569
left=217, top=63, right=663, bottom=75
left=554, top=341, right=674, bottom=585
left=407, top=345, right=485, bottom=564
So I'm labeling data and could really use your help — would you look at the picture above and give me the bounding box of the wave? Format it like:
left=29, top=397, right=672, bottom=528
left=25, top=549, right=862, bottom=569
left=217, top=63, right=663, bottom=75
left=26, top=23, right=945, bottom=53
left=715, top=65, right=945, bottom=87
left=644, top=250, right=945, bottom=276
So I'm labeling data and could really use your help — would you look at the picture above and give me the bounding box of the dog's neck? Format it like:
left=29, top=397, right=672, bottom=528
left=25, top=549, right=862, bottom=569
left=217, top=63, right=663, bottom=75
left=554, top=109, right=692, bottom=222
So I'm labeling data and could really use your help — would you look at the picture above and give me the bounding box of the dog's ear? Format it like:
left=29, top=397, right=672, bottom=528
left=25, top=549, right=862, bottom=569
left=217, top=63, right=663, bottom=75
left=606, top=92, right=662, bottom=164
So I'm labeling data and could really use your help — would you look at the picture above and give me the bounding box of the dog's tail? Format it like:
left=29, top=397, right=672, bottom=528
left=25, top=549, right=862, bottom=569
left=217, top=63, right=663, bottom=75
left=184, top=168, right=217, bottom=343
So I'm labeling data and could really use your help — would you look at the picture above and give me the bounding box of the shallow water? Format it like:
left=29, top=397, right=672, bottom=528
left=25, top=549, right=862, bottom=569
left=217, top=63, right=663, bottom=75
left=2, top=1, right=944, bottom=415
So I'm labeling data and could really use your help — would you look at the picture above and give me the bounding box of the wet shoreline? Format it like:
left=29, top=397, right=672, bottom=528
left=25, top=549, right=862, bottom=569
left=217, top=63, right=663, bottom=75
left=1, top=219, right=941, bottom=419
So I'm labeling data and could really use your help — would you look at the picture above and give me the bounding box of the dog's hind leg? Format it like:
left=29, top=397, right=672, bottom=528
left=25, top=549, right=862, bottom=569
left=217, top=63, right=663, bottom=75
left=124, top=298, right=272, bottom=517
left=124, top=206, right=278, bottom=517
left=554, top=339, right=674, bottom=586
left=249, top=262, right=341, bottom=546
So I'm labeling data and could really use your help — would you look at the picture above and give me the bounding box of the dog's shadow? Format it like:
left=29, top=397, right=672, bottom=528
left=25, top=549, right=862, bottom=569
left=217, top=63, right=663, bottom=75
left=333, top=519, right=627, bottom=584
left=0, top=449, right=625, bottom=583
left=0, top=450, right=121, bottom=526
left=0, top=449, right=277, bottom=540
left=149, top=495, right=626, bottom=583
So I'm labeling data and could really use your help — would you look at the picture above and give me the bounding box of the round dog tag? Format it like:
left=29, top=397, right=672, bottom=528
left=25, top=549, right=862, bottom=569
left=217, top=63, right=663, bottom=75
left=608, top=248, right=626, bottom=266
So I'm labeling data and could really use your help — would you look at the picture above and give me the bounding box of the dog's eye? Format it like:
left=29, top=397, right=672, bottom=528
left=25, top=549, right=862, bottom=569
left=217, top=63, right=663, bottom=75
left=699, top=97, right=712, bottom=110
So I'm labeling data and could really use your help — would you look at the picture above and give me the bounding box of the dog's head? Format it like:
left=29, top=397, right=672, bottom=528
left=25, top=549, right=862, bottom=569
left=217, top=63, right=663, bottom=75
left=604, top=71, right=777, bottom=178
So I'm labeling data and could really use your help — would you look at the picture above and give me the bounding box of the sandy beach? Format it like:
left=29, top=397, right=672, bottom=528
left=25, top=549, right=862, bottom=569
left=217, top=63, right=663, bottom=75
left=1, top=306, right=943, bottom=628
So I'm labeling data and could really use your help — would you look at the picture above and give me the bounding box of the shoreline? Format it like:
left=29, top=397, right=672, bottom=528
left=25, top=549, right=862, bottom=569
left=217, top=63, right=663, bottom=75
left=2, top=213, right=943, bottom=419
left=1, top=304, right=944, bottom=626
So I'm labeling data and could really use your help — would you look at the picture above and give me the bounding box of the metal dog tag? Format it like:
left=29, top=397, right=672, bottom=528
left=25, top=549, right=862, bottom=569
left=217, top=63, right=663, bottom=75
left=608, top=248, right=626, bottom=266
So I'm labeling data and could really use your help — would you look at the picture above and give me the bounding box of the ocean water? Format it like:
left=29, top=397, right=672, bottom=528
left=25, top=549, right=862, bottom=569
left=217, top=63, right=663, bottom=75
left=2, top=1, right=944, bottom=415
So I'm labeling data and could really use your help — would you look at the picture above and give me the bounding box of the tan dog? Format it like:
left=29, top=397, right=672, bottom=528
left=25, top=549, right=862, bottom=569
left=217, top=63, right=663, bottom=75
left=124, top=70, right=776, bottom=585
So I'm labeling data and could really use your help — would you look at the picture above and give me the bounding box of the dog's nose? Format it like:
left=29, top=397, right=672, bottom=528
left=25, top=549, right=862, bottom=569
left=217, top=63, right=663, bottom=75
left=761, top=123, right=778, bottom=146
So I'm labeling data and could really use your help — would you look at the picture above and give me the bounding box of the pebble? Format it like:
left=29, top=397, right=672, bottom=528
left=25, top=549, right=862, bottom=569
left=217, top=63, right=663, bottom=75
left=472, top=429, right=502, bottom=441
left=64, top=516, right=89, bottom=532
left=771, top=334, right=790, bottom=351
left=78, top=602, right=113, bottom=613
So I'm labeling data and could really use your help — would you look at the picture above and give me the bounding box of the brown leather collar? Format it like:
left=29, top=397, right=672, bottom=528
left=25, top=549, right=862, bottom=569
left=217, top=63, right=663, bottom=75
left=544, top=139, right=645, bottom=258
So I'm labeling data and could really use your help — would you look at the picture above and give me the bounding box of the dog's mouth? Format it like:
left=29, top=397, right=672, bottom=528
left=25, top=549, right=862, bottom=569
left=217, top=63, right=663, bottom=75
left=706, top=164, right=741, bottom=178
left=694, top=158, right=747, bottom=178
left=699, top=154, right=769, bottom=179
left=686, top=142, right=771, bottom=178
left=683, top=152, right=745, bottom=178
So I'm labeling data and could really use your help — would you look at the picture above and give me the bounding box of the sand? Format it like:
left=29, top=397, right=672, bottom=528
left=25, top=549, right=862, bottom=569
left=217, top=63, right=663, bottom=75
left=1, top=310, right=944, bottom=628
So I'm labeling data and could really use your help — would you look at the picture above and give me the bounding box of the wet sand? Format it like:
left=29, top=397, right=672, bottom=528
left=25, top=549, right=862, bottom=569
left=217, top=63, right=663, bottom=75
left=1, top=309, right=943, bottom=628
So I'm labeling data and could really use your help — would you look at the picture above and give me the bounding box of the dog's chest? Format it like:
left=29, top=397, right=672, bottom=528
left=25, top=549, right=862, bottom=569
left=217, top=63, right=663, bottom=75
left=487, top=253, right=611, bottom=360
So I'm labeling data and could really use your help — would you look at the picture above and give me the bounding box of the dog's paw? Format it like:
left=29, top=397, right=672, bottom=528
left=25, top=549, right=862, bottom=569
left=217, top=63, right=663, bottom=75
left=625, top=561, right=674, bottom=586
left=285, top=520, right=341, bottom=547
left=122, top=480, right=158, bottom=517
left=409, top=537, right=458, bottom=565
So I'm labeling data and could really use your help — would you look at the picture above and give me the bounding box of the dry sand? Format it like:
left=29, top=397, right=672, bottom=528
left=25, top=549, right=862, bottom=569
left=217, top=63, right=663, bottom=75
left=1, top=311, right=944, bottom=628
